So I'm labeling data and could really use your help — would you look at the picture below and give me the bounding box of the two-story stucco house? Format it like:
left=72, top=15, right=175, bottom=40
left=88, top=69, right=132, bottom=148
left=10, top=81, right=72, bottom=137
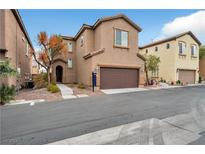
left=139, top=31, right=201, bottom=84
left=0, top=9, right=33, bottom=87
left=51, top=14, right=146, bottom=89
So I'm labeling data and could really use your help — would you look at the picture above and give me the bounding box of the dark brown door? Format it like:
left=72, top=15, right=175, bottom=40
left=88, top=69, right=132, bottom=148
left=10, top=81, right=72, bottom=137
left=100, top=67, right=139, bottom=89
left=56, top=65, right=63, bottom=83
left=178, top=70, right=195, bottom=84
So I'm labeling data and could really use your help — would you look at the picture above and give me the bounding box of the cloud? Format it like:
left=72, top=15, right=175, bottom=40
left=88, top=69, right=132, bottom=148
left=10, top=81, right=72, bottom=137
left=156, top=10, right=205, bottom=44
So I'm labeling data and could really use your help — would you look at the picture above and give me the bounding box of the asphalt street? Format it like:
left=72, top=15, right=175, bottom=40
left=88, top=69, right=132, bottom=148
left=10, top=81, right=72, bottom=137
left=1, top=85, right=205, bottom=144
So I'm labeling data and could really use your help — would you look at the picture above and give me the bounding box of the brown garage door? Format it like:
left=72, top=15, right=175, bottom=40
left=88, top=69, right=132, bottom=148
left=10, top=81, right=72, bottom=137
left=100, top=67, right=139, bottom=89
left=178, top=70, right=195, bottom=84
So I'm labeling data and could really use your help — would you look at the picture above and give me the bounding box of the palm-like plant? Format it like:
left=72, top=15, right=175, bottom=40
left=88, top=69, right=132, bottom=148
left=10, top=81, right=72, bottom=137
left=0, top=60, right=17, bottom=105
left=0, top=60, right=17, bottom=77
left=0, top=84, right=15, bottom=105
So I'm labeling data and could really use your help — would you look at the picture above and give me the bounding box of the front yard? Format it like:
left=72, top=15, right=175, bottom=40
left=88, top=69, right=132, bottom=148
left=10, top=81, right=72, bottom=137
left=66, top=83, right=104, bottom=97
left=15, top=88, right=62, bottom=102
left=12, top=83, right=104, bottom=104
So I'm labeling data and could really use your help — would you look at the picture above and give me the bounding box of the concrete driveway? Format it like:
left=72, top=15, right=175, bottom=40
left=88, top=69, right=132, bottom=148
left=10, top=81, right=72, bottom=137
left=1, top=85, right=205, bottom=145
left=101, top=87, right=148, bottom=94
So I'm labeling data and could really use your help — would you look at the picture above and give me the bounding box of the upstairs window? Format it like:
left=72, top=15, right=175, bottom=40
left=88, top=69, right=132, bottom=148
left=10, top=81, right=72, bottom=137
left=155, top=47, right=158, bottom=52
left=191, top=45, right=197, bottom=56
left=145, top=49, right=148, bottom=54
left=68, top=42, right=73, bottom=52
left=114, top=29, right=128, bottom=47
left=68, top=59, right=73, bottom=68
left=179, top=42, right=186, bottom=54
left=166, top=43, right=170, bottom=49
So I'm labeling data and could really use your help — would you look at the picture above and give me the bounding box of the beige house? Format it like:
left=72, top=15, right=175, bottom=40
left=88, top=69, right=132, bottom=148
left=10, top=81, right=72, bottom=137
left=0, top=9, right=33, bottom=87
left=51, top=14, right=146, bottom=89
left=139, top=31, right=201, bottom=84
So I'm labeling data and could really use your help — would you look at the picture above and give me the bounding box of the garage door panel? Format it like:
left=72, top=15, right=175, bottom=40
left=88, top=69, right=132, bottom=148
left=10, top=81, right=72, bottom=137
left=178, top=70, right=195, bottom=84
left=100, top=67, right=139, bottom=89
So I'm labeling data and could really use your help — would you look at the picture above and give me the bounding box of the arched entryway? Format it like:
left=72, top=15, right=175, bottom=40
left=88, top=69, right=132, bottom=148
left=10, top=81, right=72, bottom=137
left=56, top=65, right=63, bottom=83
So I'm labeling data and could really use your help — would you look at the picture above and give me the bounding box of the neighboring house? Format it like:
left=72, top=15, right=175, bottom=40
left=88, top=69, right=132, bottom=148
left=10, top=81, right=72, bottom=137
left=52, top=14, right=145, bottom=89
left=32, top=58, right=40, bottom=75
left=139, top=31, right=201, bottom=84
left=32, top=57, right=42, bottom=75
left=0, top=9, right=34, bottom=87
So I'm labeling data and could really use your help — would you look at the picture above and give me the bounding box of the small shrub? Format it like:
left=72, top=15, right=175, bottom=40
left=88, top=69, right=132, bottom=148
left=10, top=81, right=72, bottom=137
left=77, top=82, right=85, bottom=89
left=176, top=80, right=181, bottom=85
left=199, top=76, right=202, bottom=83
left=33, top=73, right=48, bottom=88
left=0, top=84, right=16, bottom=105
left=50, top=81, right=56, bottom=85
left=159, top=78, right=167, bottom=83
left=47, top=84, right=59, bottom=93
left=47, top=84, right=52, bottom=91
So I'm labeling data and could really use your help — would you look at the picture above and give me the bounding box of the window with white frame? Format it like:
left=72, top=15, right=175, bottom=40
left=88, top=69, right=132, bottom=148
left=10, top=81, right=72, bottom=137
left=191, top=44, right=197, bottom=56
left=179, top=42, right=186, bottom=54
left=68, top=59, right=72, bottom=68
left=114, top=29, right=128, bottom=47
left=68, top=42, right=73, bottom=52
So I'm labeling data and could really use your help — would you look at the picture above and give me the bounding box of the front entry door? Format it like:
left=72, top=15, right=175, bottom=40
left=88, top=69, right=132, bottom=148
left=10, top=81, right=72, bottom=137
left=56, top=65, right=63, bottom=83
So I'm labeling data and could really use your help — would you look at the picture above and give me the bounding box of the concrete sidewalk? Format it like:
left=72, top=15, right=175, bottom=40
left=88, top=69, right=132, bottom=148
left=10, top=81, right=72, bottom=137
left=101, top=88, right=148, bottom=94
left=101, top=84, right=205, bottom=94
left=57, top=84, right=77, bottom=99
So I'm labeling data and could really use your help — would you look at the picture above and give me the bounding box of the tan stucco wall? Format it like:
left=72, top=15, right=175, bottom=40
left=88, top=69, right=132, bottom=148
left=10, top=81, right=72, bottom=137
left=1, top=10, right=32, bottom=86
left=140, top=40, right=176, bottom=82
left=59, top=17, right=145, bottom=87
left=91, top=18, right=145, bottom=86
left=139, top=34, right=199, bottom=83
left=52, top=39, right=77, bottom=83
left=175, top=35, right=199, bottom=83
left=199, top=58, right=205, bottom=79
left=0, top=10, right=5, bottom=50
left=75, top=29, right=93, bottom=85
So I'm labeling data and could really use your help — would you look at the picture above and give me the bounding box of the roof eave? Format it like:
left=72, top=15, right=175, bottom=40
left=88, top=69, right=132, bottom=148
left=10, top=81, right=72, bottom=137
left=140, top=31, right=202, bottom=49
left=11, top=10, right=34, bottom=50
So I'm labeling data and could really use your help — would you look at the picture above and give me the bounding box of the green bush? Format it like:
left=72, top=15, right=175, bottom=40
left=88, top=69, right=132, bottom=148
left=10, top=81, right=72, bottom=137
left=33, top=73, right=48, bottom=88
left=47, top=83, right=59, bottom=93
left=176, top=80, right=181, bottom=85
left=77, top=82, right=85, bottom=89
left=199, top=76, right=202, bottom=83
left=50, top=81, right=56, bottom=85
left=159, top=78, right=166, bottom=83
left=0, top=84, right=16, bottom=105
